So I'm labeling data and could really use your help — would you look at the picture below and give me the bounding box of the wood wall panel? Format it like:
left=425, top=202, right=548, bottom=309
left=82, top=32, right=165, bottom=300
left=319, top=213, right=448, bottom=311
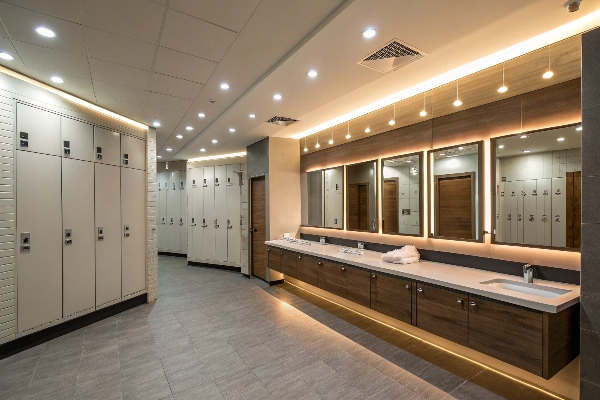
left=521, top=78, right=581, bottom=132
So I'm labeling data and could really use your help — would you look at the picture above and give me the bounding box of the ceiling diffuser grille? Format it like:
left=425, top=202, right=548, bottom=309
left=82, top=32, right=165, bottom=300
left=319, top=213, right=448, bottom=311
left=266, top=116, right=299, bottom=126
left=358, top=39, right=426, bottom=73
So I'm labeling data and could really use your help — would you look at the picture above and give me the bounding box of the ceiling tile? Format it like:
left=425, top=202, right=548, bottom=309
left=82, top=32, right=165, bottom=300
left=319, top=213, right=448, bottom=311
left=144, top=92, right=193, bottom=112
left=80, top=0, right=165, bottom=44
left=160, top=9, right=237, bottom=62
left=14, top=41, right=91, bottom=79
left=84, top=27, right=157, bottom=70
left=1, top=0, right=83, bottom=23
left=93, top=81, right=148, bottom=104
left=0, top=21, right=8, bottom=38
left=0, top=38, right=25, bottom=67
left=169, top=0, right=261, bottom=32
left=89, top=58, right=151, bottom=90
left=153, top=47, right=217, bottom=83
left=143, top=105, right=185, bottom=123
left=0, top=2, right=87, bottom=55
left=13, top=66, right=96, bottom=99
left=96, top=97, right=145, bottom=121
left=147, top=73, right=202, bottom=100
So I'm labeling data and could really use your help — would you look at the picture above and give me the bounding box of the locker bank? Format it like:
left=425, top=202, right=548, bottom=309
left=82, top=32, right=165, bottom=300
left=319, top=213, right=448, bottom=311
left=0, top=1, right=599, bottom=399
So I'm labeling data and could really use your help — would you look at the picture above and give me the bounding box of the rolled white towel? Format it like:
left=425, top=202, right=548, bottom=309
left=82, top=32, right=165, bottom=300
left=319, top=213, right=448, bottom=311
left=381, top=245, right=420, bottom=265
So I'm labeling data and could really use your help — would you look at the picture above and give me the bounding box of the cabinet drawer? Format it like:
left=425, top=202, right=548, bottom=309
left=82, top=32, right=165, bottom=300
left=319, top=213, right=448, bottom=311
left=469, top=296, right=542, bottom=333
left=267, top=247, right=282, bottom=273
left=417, top=298, right=468, bottom=346
left=319, top=261, right=346, bottom=298
left=345, top=266, right=370, bottom=308
left=415, top=282, right=467, bottom=310
left=297, top=255, right=319, bottom=287
left=281, top=250, right=298, bottom=278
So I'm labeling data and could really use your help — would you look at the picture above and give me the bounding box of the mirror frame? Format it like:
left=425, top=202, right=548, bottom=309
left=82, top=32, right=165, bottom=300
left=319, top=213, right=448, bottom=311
left=345, top=159, right=379, bottom=233
left=490, top=123, right=581, bottom=252
left=380, top=151, right=424, bottom=237
left=428, top=141, right=484, bottom=243
left=300, top=165, right=345, bottom=230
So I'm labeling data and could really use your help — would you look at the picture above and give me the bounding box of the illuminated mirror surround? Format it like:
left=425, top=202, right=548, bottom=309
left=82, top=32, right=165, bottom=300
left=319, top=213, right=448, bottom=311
left=301, top=166, right=344, bottom=229
left=346, top=160, right=378, bottom=233
left=492, top=124, right=582, bottom=251
left=381, top=152, right=423, bottom=237
left=429, top=142, right=483, bottom=242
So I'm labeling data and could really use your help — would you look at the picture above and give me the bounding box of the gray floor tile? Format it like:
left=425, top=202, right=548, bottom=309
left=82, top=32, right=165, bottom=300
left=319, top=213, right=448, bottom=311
left=172, top=380, right=224, bottom=400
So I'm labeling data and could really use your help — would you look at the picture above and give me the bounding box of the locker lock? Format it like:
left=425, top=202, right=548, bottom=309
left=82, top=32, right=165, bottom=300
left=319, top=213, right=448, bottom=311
left=180, top=181, right=184, bottom=190
left=202, top=218, right=207, bottom=228
left=64, top=229, right=72, bottom=245
left=19, top=132, right=28, bottom=148
left=98, top=227, right=104, bottom=241
left=214, top=219, right=219, bottom=228
left=215, top=178, right=219, bottom=186
left=192, top=179, right=197, bottom=188
left=21, top=232, right=30, bottom=251
left=63, top=141, right=70, bottom=155
left=179, top=218, right=183, bottom=226
left=191, top=217, right=196, bottom=227
left=203, top=179, right=207, bottom=187
left=227, top=219, right=232, bottom=229
left=96, top=147, right=102, bottom=160
left=123, top=153, right=129, bottom=165
left=124, top=225, right=130, bottom=238
left=170, top=218, right=174, bottom=225
left=161, top=217, right=165, bottom=225
left=227, top=177, right=232, bottom=186
left=529, top=215, right=535, bottom=222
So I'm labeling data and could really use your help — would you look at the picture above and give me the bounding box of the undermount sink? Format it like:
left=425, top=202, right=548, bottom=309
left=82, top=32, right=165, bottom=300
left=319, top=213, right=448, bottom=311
left=480, top=279, right=571, bottom=298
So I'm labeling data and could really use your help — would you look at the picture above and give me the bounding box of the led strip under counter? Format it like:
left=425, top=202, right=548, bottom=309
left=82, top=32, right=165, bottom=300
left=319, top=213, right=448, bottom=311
left=265, top=239, right=580, bottom=313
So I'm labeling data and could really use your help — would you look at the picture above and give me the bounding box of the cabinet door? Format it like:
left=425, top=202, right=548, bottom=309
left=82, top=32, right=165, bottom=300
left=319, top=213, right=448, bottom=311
left=172, top=171, right=181, bottom=252
left=158, top=171, right=168, bottom=251
left=94, top=126, right=120, bottom=166
left=226, top=164, right=241, bottom=264
left=214, top=165, right=227, bottom=262
left=537, top=179, right=552, bottom=246
left=61, top=117, right=94, bottom=161
left=16, top=103, right=61, bottom=156
left=371, top=274, right=412, bottom=323
left=281, top=250, right=298, bottom=278
left=121, top=134, right=145, bottom=170
left=191, top=168, right=204, bottom=260
left=523, top=180, right=537, bottom=245
left=179, top=170, right=187, bottom=254
left=203, top=167, right=215, bottom=261
left=346, top=266, right=370, bottom=308
left=416, top=283, right=468, bottom=346
left=166, top=172, right=176, bottom=251
left=16, top=151, right=62, bottom=333
left=319, top=261, right=346, bottom=298
left=62, top=158, right=95, bottom=317
left=515, top=180, right=525, bottom=244
left=121, top=168, right=146, bottom=298
left=95, top=164, right=121, bottom=307
left=297, top=255, right=319, bottom=287
left=508, top=181, right=518, bottom=243
left=268, top=247, right=281, bottom=273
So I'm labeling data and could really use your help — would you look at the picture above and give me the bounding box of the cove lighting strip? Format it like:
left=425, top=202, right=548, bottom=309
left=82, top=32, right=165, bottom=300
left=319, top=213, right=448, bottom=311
left=187, top=151, right=246, bottom=162
left=293, top=10, right=600, bottom=140
left=0, top=66, right=148, bottom=131
left=284, top=281, right=565, bottom=400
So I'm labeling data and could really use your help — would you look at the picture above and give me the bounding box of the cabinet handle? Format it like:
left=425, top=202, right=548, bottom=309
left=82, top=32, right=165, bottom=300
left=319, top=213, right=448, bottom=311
left=417, top=287, right=423, bottom=292
left=267, top=248, right=270, bottom=252
left=456, top=298, right=464, bottom=304
left=470, top=302, right=477, bottom=307
left=298, top=255, right=301, bottom=259
left=279, top=251, right=283, bottom=255
left=318, top=262, right=322, bottom=266
left=404, top=284, right=410, bottom=289
left=341, top=267, right=346, bottom=271
left=371, top=274, right=377, bottom=279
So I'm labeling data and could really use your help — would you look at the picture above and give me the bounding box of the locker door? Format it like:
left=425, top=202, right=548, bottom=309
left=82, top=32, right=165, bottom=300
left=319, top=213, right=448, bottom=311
left=158, top=171, right=167, bottom=251
left=516, top=181, right=525, bottom=244
left=95, top=163, right=121, bottom=307
left=214, top=165, right=227, bottom=262
left=16, top=151, right=62, bottom=333
left=166, top=172, right=175, bottom=251
left=121, top=168, right=146, bottom=297
left=16, top=104, right=61, bottom=156
left=508, top=182, right=518, bottom=243
left=93, top=126, right=120, bottom=166
left=121, top=135, right=146, bottom=170
left=191, top=168, right=204, bottom=260
left=172, top=171, right=181, bottom=252
left=179, top=170, right=187, bottom=254
left=226, top=164, right=241, bottom=264
left=523, top=180, right=537, bottom=245
left=496, top=182, right=505, bottom=243
left=537, top=179, right=552, bottom=246
left=203, top=166, right=215, bottom=261
left=62, top=158, right=95, bottom=317
left=61, top=117, right=94, bottom=161
left=552, top=177, right=567, bottom=247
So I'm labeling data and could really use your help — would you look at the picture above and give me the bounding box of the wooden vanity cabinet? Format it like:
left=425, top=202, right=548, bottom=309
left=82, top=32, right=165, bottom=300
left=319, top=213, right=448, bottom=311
left=319, top=260, right=346, bottom=298
left=281, top=250, right=299, bottom=278
left=370, top=273, right=412, bottom=324
left=267, top=247, right=282, bottom=273
left=345, top=266, right=371, bottom=308
left=297, top=255, right=320, bottom=287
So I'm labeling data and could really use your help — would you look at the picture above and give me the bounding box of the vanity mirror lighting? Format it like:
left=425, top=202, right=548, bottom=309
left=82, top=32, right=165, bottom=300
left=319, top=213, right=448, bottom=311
left=381, top=152, right=423, bottom=236
left=301, top=166, right=344, bottom=229
left=492, top=124, right=581, bottom=250
left=346, top=160, right=378, bottom=232
left=429, top=142, right=483, bottom=241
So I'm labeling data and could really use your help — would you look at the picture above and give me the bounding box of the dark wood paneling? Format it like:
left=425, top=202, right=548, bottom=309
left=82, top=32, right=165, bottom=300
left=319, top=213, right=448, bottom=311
left=281, top=250, right=298, bottom=278
left=297, top=255, right=320, bottom=287
left=345, top=266, right=370, bottom=308
left=267, top=247, right=281, bottom=273
left=251, top=176, right=267, bottom=280
left=348, top=184, right=358, bottom=231
left=574, top=171, right=581, bottom=248
left=319, top=260, right=346, bottom=298
left=417, top=297, right=469, bottom=346
left=415, top=283, right=468, bottom=309
left=567, top=172, right=574, bottom=248
left=468, top=296, right=542, bottom=333
left=383, top=179, right=399, bottom=234
left=522, top=78, right=581, bottom=132
left=543, top=304, right=580, bottom=379
left=371, top=274, right=412, bottom=324
left=435, top=173, right=474, bottom=239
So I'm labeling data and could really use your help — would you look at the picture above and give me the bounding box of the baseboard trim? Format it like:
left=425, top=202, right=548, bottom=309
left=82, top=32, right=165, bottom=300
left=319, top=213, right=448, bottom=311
left=242, top=273, right=250, bottom=279
left=0, top=294, right=146, bottom=360
left=158, top=251, right=187, bottom=258
left=187, top=261, right=241, bottom=273
left=270, top=279, right=284, bottom=286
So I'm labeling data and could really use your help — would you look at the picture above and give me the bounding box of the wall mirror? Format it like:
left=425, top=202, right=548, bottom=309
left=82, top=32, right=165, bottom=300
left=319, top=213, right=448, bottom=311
left=493, top=124, right=581, bottom=250
left=381, top=153, right=422, bottom=236
left=301, top=167, right=344, bottom=229
left=346, top=160, right=378, bottom=232
left=430, top=142, right=482, bottom=241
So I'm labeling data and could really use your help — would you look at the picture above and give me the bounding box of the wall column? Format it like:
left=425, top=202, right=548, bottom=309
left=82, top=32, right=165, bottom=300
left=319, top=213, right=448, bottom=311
left=146, top=127, right=158, bottom=302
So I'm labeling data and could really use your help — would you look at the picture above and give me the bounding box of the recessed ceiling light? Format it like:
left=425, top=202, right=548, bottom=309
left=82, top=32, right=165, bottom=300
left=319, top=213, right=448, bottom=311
left=212, top=139, right=218, bottom=143
left=186, top=126, right=193, bottom=131
left=522, top=150, right=530, bottom=153
left=557, top=137, right=565, bottom=141
left=520, top=135, right=528, bottom=139
left=166, top=148, right=172, bottom=152
left=576, top=126, right=582, bottom=131
left=36, top=27, right=55, bottom=37
left=176, top=134, right=183, bottom=139
left=200, top=148, right=206, bottom=152
left=307, top=70, right=318, bottom=78
left=0, top=53, right=14, bottom=60
left=157, top=155, right=162, bottom=159
left=498, top=145, right=505, bottom=149
left=361, top=28, right=377, bottom=38
left=198, top=113, right=205, bottom=118
left=229, top=128, right=235, bottom=133
left=153, top=121, right=161, bottom=127
left=365, top=127, right=370, bottom=133
left=51, top=76, right=64, bottom=83
left=220, top=83, right=230, bottom=90
left=249, top=114, right=256, bottom=119
left=458, top=147, right=464, bottom=150
left=273, top=94, right=282, bottom=100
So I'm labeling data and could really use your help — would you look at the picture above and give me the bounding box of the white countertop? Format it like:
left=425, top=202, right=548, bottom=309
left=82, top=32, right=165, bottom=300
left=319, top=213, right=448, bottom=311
left=266, top=240, right=580, bottom=313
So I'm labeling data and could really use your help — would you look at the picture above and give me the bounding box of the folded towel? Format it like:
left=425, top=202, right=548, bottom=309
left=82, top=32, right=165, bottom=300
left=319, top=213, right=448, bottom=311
left=381, top=245, right=420, bottom=265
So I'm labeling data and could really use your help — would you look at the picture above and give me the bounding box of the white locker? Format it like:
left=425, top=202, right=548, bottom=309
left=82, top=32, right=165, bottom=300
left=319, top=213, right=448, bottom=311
left=121, top=168, right=146, bottom=298
left=523, top=180, right=537, bottom=245
left=95, top=163, right=121, bottom=307
left=191, top=168, right=204, bottom=260
left=158, top=171, right=168, bottom=251
left=203, top=166, right=215, bottom=261
left=16, top=151, right=62, bottom=333
left=16, top=104, right=61, bottom=156
left=552, top=177, right=567, bottom=248
left=214, top=165, right=227, bottom=262
left=172, top=171, right=182, bottom=252
left=508, top=181, right=518, bottom=243
left=61, top=117, right=94, bottom=162
left=62, top=158, right=95, bottom=317
left=166, top=172, right=176, bottom=251
left=179, top=171, right=187, bottom=254
left=94, top=126, right=121, bottom=166
left=121, top=134, right=146, bottom=170
left=496, top=182, right=505, bottom=243
left=537, top=179, right=552, bottom=246
left=516, top=181, right=525, bottom=244
left=226, top=164, right=241, bottom=264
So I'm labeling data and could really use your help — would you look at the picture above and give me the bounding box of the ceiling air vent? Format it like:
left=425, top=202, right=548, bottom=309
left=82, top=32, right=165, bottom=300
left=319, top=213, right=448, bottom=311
left=358, top=39, right=426, bottom=73
left=266, top=116, right=299, bottom=127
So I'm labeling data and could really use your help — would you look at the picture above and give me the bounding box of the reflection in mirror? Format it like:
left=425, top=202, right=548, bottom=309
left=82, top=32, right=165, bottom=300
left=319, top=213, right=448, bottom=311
left=347, top=161, right=377, bottom=232
left=431, top=143, right=481, bottom=241
left=306, top=170, right=323, bottom=227
left=494, top=124, right=581, bottom=249
left=301, top=167, right=344, bottom=229
left=323, top=167, right=344, bottom=229
left=382, top=153, right=421, bottom=236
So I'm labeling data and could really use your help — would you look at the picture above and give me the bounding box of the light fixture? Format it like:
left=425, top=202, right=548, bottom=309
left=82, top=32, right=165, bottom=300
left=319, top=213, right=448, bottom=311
left=346, top=121, right=351, bottom=139
left=307, top=70, right=318, bottom=78
left=362, top=28, right=377, bottom=38
left=273, top=94, right=282, bottom=100
left=520, top=135, right=528, bottom=139
left=420, top=92, right=427, bottom=117
left=229, top=128, right=235, bottom=133
left=543, top=46, right=554, bottom=79
left=212, top=139, right=218, bottom=144
left=200, top=148, right=206, bottom=152
left=576, top=126, right=582, bottom=131
left=198, top=113, right=205, bottom=118
left=453, top=81, right=462, bottom=107
left=389, top=103, right=396, bottom=125
left=328, top=129, right=334, bottom=145
left=557, top=137, right=565, bottom=141
left=315, top=132, right=320, bottom=149
left=220, top=83, right=230, bottom=90
left=439, top=153, right=446, bottom=156
left=166, top=148, right=172, bottom=152
left=498, top=63, right=508, bottom=93
left=458, top=147, right=464, bottom=150
left=499, top=145, right=505, bottom=149
left=157, top=155, right=162, bottom=159
left=186, top=126, right=193, bottom=131
left=249, top=114, right=256, bottom=119
left=303, top=137, right=308, bottom=152
left=522, top=150, right=531, bottom=153
left=36, top=27, right=55, bottom=37
left=0, top=53, right=13, bottom=60
left=364, top=127, right=370, bottom=133
left=406, top=160, right=412, bottom=163
left=153, top=121, right=161, bottom=127
left=176, top=134, right=183, bottom=139
left=51, top=76, right=64, bottom=84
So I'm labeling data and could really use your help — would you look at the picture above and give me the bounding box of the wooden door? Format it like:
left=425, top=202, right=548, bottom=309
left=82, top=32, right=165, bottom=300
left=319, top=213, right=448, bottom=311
left=566, top=171, right=581, bottom=248
left=348, top=183, right=369, bottom=231
left=435, top=173, right=474, bottom=239
left=251, top=176, right=267, bottom=280
left=383, top=179, right=398, bottom=234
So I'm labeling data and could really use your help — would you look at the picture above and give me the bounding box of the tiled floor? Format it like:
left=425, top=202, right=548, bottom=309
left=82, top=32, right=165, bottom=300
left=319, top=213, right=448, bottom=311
left=0, top=256, right=553, bottom=399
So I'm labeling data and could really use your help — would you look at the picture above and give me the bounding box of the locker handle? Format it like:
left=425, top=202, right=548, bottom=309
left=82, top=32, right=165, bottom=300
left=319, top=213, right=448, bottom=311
left=161, top=217, right=165, bottom=224
left=227, top=219, right=232, bottom=229
left=191, top=217, right=196, bottom=227
left=214, top=219, right=219, bottom=228
left=202, top=218, right=207, bottom=228
left=179, top=218, right=184, bottom=226
left=170, top=218, right=174, bottom=225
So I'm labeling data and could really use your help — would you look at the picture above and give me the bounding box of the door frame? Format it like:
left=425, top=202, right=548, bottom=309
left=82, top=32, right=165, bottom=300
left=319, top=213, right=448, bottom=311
left=248, top=174, right=269, bottom=279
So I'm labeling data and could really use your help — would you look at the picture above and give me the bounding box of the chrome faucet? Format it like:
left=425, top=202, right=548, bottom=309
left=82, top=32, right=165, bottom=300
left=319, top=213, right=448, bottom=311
left=523, top=264, right=533, bottom=283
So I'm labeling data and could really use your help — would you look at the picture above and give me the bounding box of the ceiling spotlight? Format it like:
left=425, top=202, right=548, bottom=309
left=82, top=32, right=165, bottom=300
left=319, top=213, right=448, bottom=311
left=166, top=148, right=172, bottom=152
left=273, top=94, right=282, bottom=100
left=576, top=126, right=582, bottom=131
left=157, top=155, right=162, bottom=159
left=543, top=46, right=554, bottom=79
left=362, top=28, right=377, bottom=38
left=557, top=137, right=565, bottom=141
left=307, top=70, right=318, bottom=78
left=212, top=139, right=218, bottom=143
left=304, top=147, right=308, bottom=152
left=419, top=110, right=427, bottom=117
left=439, top=153, right=446, bottom=156
left=389, top=103, right=396, bottom=125
left=200, top=148, right=206, bottom=152
left=328, top=139, right=333, bottom=145
left=0, top=53, right=14, bottom=60
left=345, top=134, right=351, bottom=139
left=186, top=126, right=193, bottom=131
left=453, top=81, right=462, bottom=106
left=564, top=0, right=582, bottom=13
left=458, top=147, right=464, bottom=150
left=229, top=128, right=235, bottom=133
left=220, top=83, right=230, bottom=90
left=51, top=76, right=64, bottom=83
left=498, top=86, right=508, bottom=93
left=315, top=142, right=320, bottom=149
left=388, top=119, right=395, bottom=125
left=249, top=114, right=256, bottom=119
left=406, top=160, right=412, bottom=163
left=36, top=27, right=55, bottom=37
left=303, top=137, right=308, bottom=152
left=522, top=150, right=531, bottom=153
left=328, top=129, right=334, bottom=145
left=520, top=135, right=528, bottom=139
left=420, top=92, right=427, bottom=117
left=198, top=113, right=205, bottom=118
left=153, top=121, right=161, bottom=127
left=176, top=134, right=183, bottom=139
left=365, top=127, right=371, bottom=133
